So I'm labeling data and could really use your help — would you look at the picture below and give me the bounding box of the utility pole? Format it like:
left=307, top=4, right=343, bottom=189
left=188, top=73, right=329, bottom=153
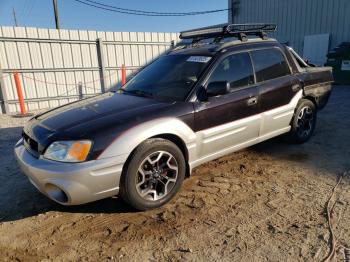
left=230, top=0, right=240, bottom=24
left=52, top=0, right=60, bottom=30
left=12, top=7, right=18, bottom=27
left=228, top=0, right=233, bottom=23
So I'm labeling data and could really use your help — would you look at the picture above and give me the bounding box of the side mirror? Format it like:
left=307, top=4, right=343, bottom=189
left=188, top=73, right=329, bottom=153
left=206, top=81, right=230, bottom=97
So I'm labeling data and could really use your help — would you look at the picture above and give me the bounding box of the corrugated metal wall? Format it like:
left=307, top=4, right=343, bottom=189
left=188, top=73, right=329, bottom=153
left=0, top=26, right=179, bottom=114
left=231, top=0, right=350, bottom=53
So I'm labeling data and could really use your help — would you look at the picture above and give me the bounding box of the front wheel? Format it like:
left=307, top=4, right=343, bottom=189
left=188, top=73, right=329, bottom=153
left=120, top=138, right=186, bottom=210
left=286, top=99, right=317, bottom=144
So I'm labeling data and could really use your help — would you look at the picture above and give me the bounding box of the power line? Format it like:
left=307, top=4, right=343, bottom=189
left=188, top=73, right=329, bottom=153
left=84, top=0, right=229, bottom=15
left=25, top=0, right=37, bottom=22
left=19, top=0, right=30, bottom=19
left=71, top=0, right=230, bottom=16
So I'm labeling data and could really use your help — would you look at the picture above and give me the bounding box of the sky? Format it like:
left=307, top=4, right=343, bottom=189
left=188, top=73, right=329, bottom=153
left=0, top=0, right=228, bottom=32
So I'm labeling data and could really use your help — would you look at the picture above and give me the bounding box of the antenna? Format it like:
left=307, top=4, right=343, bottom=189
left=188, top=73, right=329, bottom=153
left=52, top=0, right=60, bottom=30
left=12, top=7, right=18, bottom=27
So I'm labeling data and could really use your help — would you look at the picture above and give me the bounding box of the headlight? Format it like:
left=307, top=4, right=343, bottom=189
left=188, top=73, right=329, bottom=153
left=44, top=140, right=92, bottom=162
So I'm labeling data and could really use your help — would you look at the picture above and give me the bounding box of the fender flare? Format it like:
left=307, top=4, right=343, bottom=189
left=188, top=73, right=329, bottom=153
left=98, top=117, right=197, bottom=161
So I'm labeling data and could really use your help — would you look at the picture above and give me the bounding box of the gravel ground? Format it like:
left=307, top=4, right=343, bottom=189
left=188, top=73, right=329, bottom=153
left=0, top=86, right=349, bottom=261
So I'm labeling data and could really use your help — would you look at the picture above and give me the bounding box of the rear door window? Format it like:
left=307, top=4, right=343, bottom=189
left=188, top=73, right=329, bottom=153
left=251, top=48, right=290, bottom=82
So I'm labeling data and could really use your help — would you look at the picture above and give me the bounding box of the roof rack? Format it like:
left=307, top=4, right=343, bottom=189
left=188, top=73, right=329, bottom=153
left=179, top=23, right=277, bottom=42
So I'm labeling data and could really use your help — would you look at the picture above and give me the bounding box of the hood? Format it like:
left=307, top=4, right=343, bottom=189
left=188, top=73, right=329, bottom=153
left=33, top=92, right=170, bottom=132
left=22, top=92, right=194, bottom=159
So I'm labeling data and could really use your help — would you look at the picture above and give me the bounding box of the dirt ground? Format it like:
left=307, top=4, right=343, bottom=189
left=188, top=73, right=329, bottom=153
left=0, top=86, right=349, bottom=262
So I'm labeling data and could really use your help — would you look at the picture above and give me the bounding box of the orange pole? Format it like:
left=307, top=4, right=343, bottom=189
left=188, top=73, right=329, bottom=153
left=13, top=72, right=26, bottom=115
left=121, top=64, right=126, bottom=86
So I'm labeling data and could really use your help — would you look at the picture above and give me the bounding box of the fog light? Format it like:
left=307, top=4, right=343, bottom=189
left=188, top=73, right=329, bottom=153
left=45, top=184, right=68, bottom=203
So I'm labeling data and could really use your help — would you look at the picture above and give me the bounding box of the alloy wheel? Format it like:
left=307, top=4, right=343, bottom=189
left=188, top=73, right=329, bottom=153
left=296, top=106, right=314, bottom=139
left=135, top=151, right=178, bottom=201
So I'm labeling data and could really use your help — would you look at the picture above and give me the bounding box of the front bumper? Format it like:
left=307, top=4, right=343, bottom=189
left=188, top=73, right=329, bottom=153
left=14, top=139, right=127, bottom=205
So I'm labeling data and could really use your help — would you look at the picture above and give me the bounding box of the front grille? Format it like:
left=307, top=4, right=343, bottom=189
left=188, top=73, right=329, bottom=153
left=22, top=132, right=39, bottom=157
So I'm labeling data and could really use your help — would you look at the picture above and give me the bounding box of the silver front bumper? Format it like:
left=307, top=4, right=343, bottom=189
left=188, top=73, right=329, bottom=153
left=14, top=139, right=127, bottom=205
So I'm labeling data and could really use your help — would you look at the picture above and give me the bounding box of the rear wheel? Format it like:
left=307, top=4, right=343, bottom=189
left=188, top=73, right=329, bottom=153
left=120, top=138, right=186, bottom=210
left=286, top=99, right=317, bottom=143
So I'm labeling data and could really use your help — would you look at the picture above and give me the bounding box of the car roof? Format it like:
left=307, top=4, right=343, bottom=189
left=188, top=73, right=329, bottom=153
left=169, top=37, right=279, bottom=57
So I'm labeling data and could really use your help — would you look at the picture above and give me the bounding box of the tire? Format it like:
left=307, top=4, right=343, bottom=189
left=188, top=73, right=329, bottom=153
left=120, top=138, right=186, bottom=211
left=286, top=99, right=317, bottom=144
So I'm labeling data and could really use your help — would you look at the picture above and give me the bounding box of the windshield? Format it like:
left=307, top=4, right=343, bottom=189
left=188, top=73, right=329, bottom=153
left=120, top=54, right=211, bottom=101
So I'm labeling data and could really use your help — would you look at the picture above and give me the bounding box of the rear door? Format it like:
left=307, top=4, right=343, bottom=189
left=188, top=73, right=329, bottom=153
left=194, top=51, right=260, bottom=159
left=250, top=47, right=302, bottom=136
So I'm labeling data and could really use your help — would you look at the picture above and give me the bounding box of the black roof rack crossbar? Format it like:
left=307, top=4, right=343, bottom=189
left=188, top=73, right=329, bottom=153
left=226, top=23, right=276, bottom=34
left=179, top=23, right=277, bottom=41
left=180, top=24, right=226, bottom=41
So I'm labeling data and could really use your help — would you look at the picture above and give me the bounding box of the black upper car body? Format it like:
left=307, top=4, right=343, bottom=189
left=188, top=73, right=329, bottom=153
left=16, top=24, right=333, bottom=210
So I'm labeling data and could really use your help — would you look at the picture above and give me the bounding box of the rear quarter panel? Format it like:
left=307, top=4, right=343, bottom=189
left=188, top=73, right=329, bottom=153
left=297, top=67, right=334, bottom=109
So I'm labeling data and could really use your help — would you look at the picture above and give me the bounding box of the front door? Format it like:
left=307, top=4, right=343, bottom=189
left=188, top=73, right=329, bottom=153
left=193, top=51, right=260, bottom=159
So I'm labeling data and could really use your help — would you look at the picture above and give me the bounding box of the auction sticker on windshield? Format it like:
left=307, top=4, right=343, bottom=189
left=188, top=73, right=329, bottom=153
left=187, top=56, right=211, bottom=63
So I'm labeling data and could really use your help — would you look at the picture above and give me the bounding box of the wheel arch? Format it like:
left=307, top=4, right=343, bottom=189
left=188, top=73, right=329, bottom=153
left=151, top=133, right=191, bottom=177
left=98, top=118, right=196, bottom=177
left=302, top=95, right=318, bottom=108
left=119, top=135, right=188, bottom=210
left=120, top=134, right=191, bottom=184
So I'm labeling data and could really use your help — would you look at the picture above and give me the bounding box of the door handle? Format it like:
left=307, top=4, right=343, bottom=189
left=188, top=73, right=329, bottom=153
left=247, top=97, right=258, bottom=106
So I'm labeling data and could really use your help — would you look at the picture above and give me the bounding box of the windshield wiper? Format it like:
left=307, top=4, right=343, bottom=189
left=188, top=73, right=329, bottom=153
left=120, top=89, right=154, bottom=98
